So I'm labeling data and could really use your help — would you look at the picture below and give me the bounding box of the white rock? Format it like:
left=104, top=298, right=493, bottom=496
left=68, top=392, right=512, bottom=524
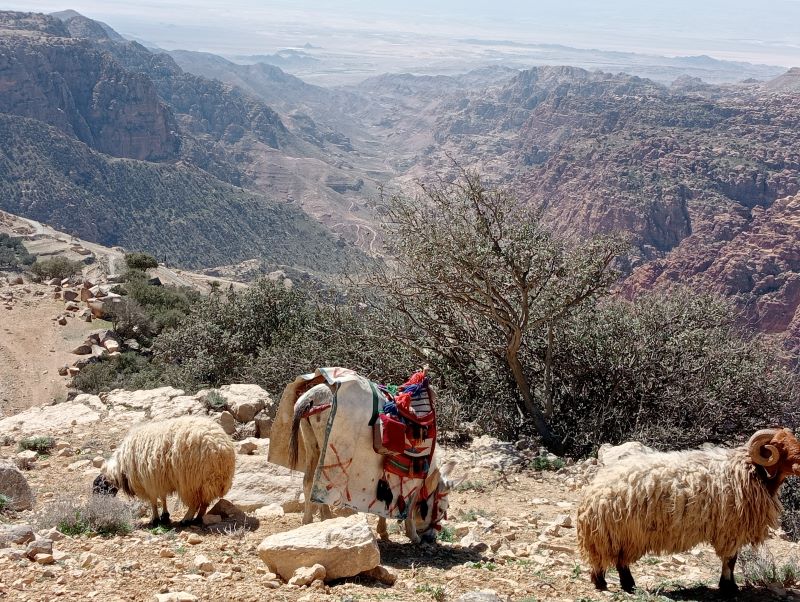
left=214, top=384, right=273, bottom=423
left=227, top=454, right=303, bottom=512
left=257, top=514, right=379, bottom=581
left=0, top=399, right=101, bottom=438
left=154, top=593, right=198, bottom=602
left=16, top=450, right=37, bottom=470
left=68, top=459, right=91, bottom=471
left=597, top=441, right=656, bottom=466
left=0, top=463, right=35, bottom=510
left=288, top=563, right=326, bottom=586
left=193, top=554, right=214, bottom=573
left=254, top=504, right=285, bottom=520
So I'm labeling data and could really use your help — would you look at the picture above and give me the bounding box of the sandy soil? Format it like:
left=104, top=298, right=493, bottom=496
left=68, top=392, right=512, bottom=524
left=0, top=282, right=97, bottom=416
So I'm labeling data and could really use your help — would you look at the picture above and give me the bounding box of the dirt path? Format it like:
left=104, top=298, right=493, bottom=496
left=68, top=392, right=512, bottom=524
left=0, top=282, right=94, bottom=416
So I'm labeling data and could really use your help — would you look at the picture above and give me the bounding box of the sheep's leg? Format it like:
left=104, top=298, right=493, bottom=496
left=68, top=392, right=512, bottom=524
left=616, top=563, right=635, bottom=593
left=376, top=516, right=389, bottom=541
left=718, top=553, right=739, bottom=596
left=159, top=497, right=171, bottom=525
left=179, top=503, right=199, bottom=526
left=148, top=499, right=160, bottom=527
left=194, top=502, right=209, bottom=523
left=590, top=568, right=607, bottom=591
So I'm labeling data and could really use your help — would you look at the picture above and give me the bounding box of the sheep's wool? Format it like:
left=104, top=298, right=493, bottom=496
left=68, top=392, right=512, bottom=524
left=106, top=416, right=235, bottom=511
left=576, top=446, right=781, bottom=570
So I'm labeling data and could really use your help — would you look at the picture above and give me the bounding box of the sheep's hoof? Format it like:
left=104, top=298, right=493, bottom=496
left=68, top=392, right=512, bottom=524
left=159, top=512, right=171, bottom=525
left=590, top=571, right=607, bottom=591
left=719, top=578, right=739, bottom=597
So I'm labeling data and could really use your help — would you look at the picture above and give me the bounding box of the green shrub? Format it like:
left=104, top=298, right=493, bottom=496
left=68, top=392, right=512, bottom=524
left=39, top=495, right=134, bottom=537
left=0, top=233, right=35, bottom=270
left=540, top=289, right=798, bottom=456
left=437, top=525, right=456, bottom=542
left=530, top=456, right=565, bottom=471
left=30, top=256, right=82, bottom=280
left=18, top=436, right=55, bottom=454
left=124, top=252, right=158, bottom=271
left=203, top=390, right=227, bottom=412
left=0, top=494, right=9, bottom=512
left=72, top=352, right=169, bottom=394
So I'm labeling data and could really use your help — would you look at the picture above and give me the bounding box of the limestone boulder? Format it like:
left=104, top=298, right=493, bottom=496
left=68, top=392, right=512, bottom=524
left=257, top=514, right=380, bottom=581
left=0, top=524, right=35, bottom=545
left=597, top=441, right=656, bottom=466
left=215, top=384, right=273, bottom=423
left=0, top=464, right=34, bottom=511
left=0, top=397, right=102, bottom=438
left=226, top=454, right=303, bottom=512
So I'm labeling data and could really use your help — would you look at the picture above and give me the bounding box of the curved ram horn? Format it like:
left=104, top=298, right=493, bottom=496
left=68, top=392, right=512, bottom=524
left=748, top=428, right=781, bottom=467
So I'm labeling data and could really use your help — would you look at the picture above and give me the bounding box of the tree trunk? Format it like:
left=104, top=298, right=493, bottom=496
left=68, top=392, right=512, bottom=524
left=505, top=348, right=561, bottom=454
left=543, top=322, right=554, bottom=419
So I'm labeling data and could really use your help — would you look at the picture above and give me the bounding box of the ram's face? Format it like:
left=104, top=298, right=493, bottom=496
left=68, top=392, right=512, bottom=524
left=774, top=430, right=800, bottom=477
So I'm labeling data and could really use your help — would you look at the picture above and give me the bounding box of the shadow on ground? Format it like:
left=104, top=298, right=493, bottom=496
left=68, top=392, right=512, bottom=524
left=378, top=540, right=486, bottom=570
left=649, top=584, right=799, bottom=601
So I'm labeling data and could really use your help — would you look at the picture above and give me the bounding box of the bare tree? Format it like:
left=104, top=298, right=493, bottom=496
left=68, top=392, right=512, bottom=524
left=373, top=171, right=626, bottom=451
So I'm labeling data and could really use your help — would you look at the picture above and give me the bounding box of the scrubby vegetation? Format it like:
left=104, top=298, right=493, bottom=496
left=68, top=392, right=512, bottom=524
left=124, top=252, right=158, bottom=271
left=0, top=233, right=35, bottom=271
left=39, top=496, right=134, bottom=537
left=69, top=173, right=798, bottom=464
left=17, top=435, right=55, bottom=454
left=30, top=256, right=83, bottom=280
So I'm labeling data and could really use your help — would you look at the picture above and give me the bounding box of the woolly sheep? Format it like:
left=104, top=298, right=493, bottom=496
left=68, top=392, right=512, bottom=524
left=93, top=415, right=236, bottom=526
left=577, top=428, right=800, bottom=595
left=289, top=383, right=461, bottom=543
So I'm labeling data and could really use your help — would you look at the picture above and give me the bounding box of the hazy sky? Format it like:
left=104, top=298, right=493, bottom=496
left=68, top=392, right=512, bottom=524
left=6, top=0, right=800, bottom=66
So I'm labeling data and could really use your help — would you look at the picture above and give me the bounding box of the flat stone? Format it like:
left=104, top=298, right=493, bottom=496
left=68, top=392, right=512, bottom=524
left=227, top=454, right=303, bottom=512
left=257, top=514, right=379, bottom=581
left=154, top=593, right=198, bottom=602
left=0, top=524, right=35, bottom=545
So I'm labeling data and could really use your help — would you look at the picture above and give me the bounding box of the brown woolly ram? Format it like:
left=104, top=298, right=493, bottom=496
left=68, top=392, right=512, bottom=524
left=577, top=428, right=800, bottom=595
left=93, top=416, right=236, bottom=526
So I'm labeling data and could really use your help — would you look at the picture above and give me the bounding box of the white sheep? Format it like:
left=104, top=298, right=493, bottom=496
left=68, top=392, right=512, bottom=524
left=93, top=415, right=236, bottom=526
left=577, top=428, right=800, bottom=595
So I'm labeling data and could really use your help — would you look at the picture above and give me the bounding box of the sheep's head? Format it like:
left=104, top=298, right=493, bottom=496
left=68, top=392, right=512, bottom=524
left=91, top=455, right=129, bottom=497
left=748, top=428, right=800, bottom=486
left=414, top=458, right=464, bottom=543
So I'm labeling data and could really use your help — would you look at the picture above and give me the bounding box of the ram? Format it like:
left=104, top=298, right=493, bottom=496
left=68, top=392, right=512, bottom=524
left=93, top=416, right=236, bottom=526
left=577, top=428, right=800, bottom=595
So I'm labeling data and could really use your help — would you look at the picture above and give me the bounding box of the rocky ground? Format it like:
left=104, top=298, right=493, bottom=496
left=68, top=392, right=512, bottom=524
left=1, top=387, right=800, bottom=602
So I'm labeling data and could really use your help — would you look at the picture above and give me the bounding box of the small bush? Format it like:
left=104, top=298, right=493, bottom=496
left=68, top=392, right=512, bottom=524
left=124, top=252, right=158, bottom=271
left=18, top=435, right=55, bottom=454
left=39, top=496, right=134, bottom=537
left=740, top=546, right=800, bottom=588
left=781, top=479, right=800, bottom=541
left=0, top=494, right=9, bottom=512
left=530, top=456, right=565, bottom=471
left=437, top=525, right=456, bottom=543
left=0, top=233, right=35, bottom=271
left=30, top=256, right=82, bottom=280
left=203, top=390, right=227, bottom=412
left=415, top=584, right=446, bottom=602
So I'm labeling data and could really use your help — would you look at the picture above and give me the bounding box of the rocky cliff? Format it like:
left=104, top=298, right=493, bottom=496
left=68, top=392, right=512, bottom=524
left=0, top=13, right=179, bottom=161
